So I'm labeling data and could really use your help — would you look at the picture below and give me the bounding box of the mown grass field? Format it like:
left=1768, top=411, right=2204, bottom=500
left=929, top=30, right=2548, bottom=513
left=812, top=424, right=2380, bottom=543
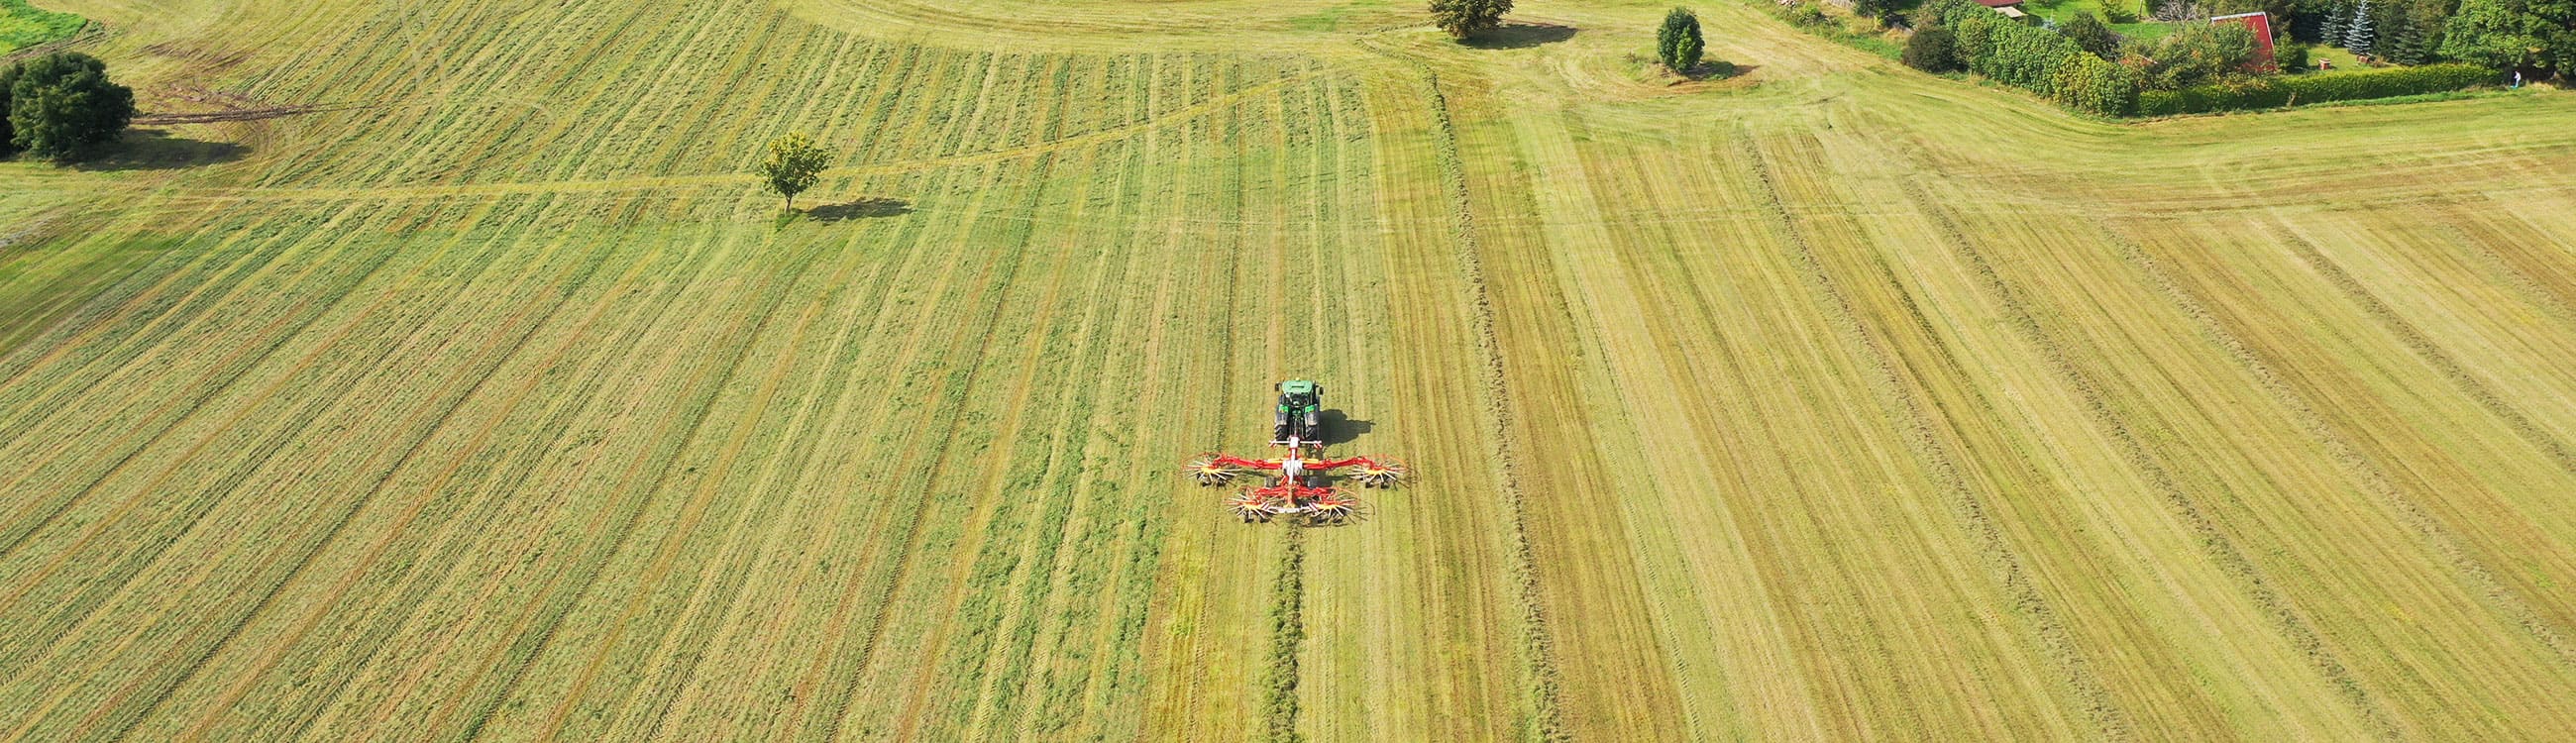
left=4, top=0, right=2576, bottom=739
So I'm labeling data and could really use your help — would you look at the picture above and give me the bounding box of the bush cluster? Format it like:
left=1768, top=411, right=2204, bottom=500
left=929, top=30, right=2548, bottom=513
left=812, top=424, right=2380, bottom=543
left=2136, top=61, right=2494, bottom=113
left=1934, top=0, right=2144, bottom=115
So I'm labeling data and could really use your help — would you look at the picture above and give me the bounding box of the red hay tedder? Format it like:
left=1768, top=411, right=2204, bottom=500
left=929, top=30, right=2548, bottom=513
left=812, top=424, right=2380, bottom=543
left=1181, top=379, right=1406, bottom=524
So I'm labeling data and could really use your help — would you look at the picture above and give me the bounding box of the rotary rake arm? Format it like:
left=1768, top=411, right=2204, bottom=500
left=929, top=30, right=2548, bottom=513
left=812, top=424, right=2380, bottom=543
left=1182, top=449, right=1408, bottom=525
left=1183, top=453, right=1408, bottom=487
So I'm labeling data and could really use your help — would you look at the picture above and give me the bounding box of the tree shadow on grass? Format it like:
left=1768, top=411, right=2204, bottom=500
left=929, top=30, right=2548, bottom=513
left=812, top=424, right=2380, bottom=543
left=1316, top=409, right=1374, bottom=446
left=69, top=129, right=249, bottom=171
left=1682, top=62, right=1756, bottom=81
left=805, top=196, right=913, bottom=222
left=1459, top=22, right=1577, bottom=50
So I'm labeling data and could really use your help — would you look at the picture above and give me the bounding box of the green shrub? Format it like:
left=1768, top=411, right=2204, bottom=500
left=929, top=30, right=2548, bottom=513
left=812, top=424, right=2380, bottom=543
left=2276, top=42, right=2310, bottom=70
left=2441, top=0, right=2576, bottom=74
left=1430, top=0, right=1514, bottom=39
left=2102, top=2, right=2141, bottom=23
left=1789, top=2, right=1830, bottom=26
left=2137, top=61, right=2496, bottom=113
left=1906, top=26, right=1965, bottom=71
left=2052, top=55, right=2145, bottom=114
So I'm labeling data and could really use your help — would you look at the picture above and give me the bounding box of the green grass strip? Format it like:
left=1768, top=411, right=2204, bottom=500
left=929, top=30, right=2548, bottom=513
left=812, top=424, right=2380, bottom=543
left=0, top=0, right=84, bottom=53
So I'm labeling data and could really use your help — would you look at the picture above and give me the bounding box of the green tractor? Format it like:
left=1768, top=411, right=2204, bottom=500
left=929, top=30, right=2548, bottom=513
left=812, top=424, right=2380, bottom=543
left=1273, top=379, right=1324, bottom=445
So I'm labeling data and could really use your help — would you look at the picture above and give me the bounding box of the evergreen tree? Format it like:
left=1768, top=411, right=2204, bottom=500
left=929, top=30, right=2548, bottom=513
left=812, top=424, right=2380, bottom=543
left=2380, top=1, right=2416, bottom=58
left=1658, top=8, right=1706, bottom=72
left=2320, top=0, right=2349, bottom=44
left=2346, top=0, right=2379, bottom=52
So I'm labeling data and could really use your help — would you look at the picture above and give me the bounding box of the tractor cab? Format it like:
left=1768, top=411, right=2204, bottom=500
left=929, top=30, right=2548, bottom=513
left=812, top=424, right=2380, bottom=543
left=1273, top=379, right=1324, bottom=444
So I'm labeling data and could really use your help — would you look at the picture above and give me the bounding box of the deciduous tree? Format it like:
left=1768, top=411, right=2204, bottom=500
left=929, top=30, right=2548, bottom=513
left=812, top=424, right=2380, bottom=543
left=4, top=53, right=134, bottom=162
left=757, top=132, right=833, bottom=212
left=2441, top=0, right=2576, bottom=73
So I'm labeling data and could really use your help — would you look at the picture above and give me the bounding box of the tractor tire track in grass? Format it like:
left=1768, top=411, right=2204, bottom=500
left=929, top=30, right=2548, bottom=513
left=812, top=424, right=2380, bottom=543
left=275, top=237, right=711, bottom=742
left=522, top=230, right=829, bottom=742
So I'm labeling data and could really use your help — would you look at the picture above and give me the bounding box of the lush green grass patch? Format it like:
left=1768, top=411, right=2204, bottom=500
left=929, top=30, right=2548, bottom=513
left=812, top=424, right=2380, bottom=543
left=0, top=0, right=84, bottom=53
left=2023, top=0, right=2178, bottom=40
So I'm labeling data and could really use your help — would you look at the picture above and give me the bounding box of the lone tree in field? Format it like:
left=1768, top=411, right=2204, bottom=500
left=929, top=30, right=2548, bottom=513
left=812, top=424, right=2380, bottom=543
left=3, top=53, right=135, bottom=162
left=1659, top=8, right=1706, bottom=72
left=1430, top=0, right=1513, bottom=39
left=757, top=132, right=833, bottom=212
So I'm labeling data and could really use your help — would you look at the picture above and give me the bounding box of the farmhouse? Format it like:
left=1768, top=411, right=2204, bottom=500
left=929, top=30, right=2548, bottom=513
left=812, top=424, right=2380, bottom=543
left=1973, top=0, right=2031, bottom=19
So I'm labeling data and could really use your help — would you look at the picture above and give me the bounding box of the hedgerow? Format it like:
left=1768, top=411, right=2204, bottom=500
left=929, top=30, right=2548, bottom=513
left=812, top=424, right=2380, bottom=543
left=1930, top=0, right=2141, bottom=116
left=2136, top=62, right=2495, bottom=114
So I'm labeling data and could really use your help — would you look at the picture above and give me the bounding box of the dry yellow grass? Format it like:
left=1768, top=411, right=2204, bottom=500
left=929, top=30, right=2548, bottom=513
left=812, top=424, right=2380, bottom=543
left=3, top=0, right=2575, bottom=739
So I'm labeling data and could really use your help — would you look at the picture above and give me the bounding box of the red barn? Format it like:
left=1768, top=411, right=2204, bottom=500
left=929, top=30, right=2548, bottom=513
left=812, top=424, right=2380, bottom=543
left=2213, top=12, right=2277, bottom=71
